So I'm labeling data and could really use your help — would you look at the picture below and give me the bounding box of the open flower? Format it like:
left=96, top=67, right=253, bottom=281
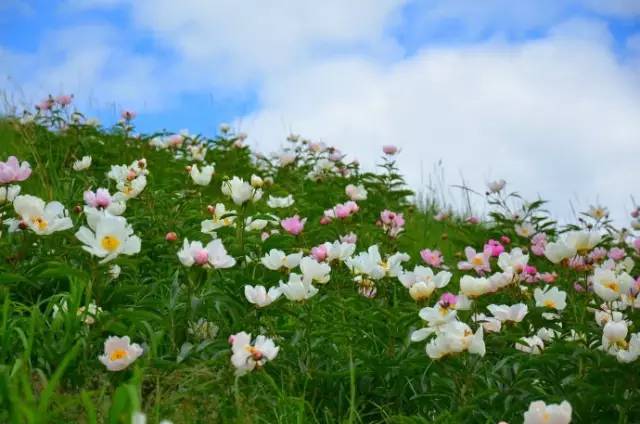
left=75, top=213, right=141, bottom=263
left=229, top=332, right=279, bottom=376
left=244, top=285, right=282, bottom=307
left=424, top=321, right=485, bottom=359
left=420, top=249, right=444, bottom=267
left=345, top=184, right=367, bottom=201
left=84, top=188, right=126, bottom=215
left=592, top=267, right=635, bottom=302
left=300, top=256, right=331, bottom=284
left=281, top=215, right=306, bottom=235
left=0, top=156, right=32, bottom=184
left=201, top=203, right=236, bottom=234
left=177, top=239, right=236, bottom=269
left=279, top=273, right=318, bottom=301
left=459, top=275, right=492, bottom=298
left=487, top=303, right=528, bottom=323
left=515, top=335, right=544, bottom=354
left=0, top=185, right=20, bottom=204
left=458, top=247, right=491, bottom=274
left=267, top=194, right=294, bottom=208
left=8, top=195, right=73, bottom=235
left=222, top=176, right=262, bottom=205
left=190, top=164, right=214, bottom=186
left=98, top=336, right=143, bottom=371
left=72, top=156, right=92, bottom=171
left=487, top=179, right=505, bottom=193
left=534, top=286, right=567, bottom=311
left=523, top=400, right=572, bottom=424
left=261, top=249, right=303, bottom=271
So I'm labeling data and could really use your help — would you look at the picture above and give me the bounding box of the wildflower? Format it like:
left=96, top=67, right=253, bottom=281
left=250, top=174, right=263, bottom=188
left=484, top=240, right=504, bottom=257
left=497, top=248, right=529, bottom=274
left=279, top=273, right=319, bottom=301
left=281, top=215, right=306, bottom=235
left=420, top=249, right=444, bottom=267
left=340, top=232, right=358, bottom=244
left=459, top=275, right=492, bottom=298
left=345, top=184, right=367, bottom=201
left=487, top=303, right=528, bottom=323
left=8, top=195, right=73, bottom=235
left=379, top=209, right=405, bottom=238
left=472, top=313, right=502, bottom=333
left=322, top=240, right=356, bottom=262
left=108, top=264, right=121, bottom=279
left=592, top=267, right=635, bottom=302
left=0, top=156, right=32, bottom=184
left=587, top=205, right=609, bottom=220
left=458, top=247, right=491, bottom=274
left=165, top=232, right=177, bottom=242
left=244, top=285, right=282, bottom=307
left=0, top=185, right=20, bottom=204
left=98, top=336, right=143, bottom=371
left=190, top=164, right=214, bottom=186
left=229, top=332, right=279, bottom=376
left=261, top=249, right=302, bottom=271
left=534, top=286, right=567, bottom=311
left=523, top=400, right=572, bottom=424
left=515, top=336, right=544, bottom=354
left=530, top=233, right=547, bottom=256
left=75, top=213, right=141, bottom=263
left=608, top=247, right=626, bottom=261
left=345, top=245, right=409, bottom=280
left=201, top=203, right=236, bottom=234
left=311, top=244, right=328, bottom=262
left=382, top=145, right=398, bottom=155
left=398, top=266, right=452, bottom=292
left=487, top=179, right=506, bottom=193
left=221, top=177, right=262, bottom=205
left=300, top=256, right=331, bottom=284
left=515, top=222, right=535, bottom=238
left=72, top=156, right=92, bottom=171
left=267, top=194, right=294, bottom=208
left=424, top=321, right=485, bottom=359
left=177, top=239, right=236, bottom=269
left=121, top=110, right=136, bottom=121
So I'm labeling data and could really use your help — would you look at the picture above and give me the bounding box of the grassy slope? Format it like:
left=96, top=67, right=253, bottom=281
left=0, top=117, right=638, bottom=423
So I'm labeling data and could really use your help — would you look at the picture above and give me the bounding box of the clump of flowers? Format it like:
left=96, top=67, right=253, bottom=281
left=378, top=209, right=405, bottom=238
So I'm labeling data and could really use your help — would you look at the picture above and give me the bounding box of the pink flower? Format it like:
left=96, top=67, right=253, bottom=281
left=568, top=256, right=587, bottom=271
left=0, top=156, right=32, bottom=184
left=344, top=201, right=359, bottom=214
left=340, top=232, right=357, bottom=244
left=84, top=188, right=112, bottom=209
left=439, top=292, right=457, bottom=308
left=524, top=265, right=537, bottom=275
left=634, top=238, right=640, bottom=253
left=35, top=97, right=54, bottom=111
left=540, top=272, right=557, bottom=283
left=608, top=247, right=626, bottom=261
left=420, top=249, right=444, bottom=267
left=121, top=110, right=136, bottom=121
left=335, top=204, right=352, bottom=219
left=530, top=233, right=547, bottom=256
left=281, top=215, right=306, bottom=235
left=573, top=282, right=585, bottom=292
left=165, top=232, right=178, bottom=242
left=194, top=249, right=209, bottom=265
left=589, top=247, right=607, bottom=262
left=379, top=209, right=405, bottom=238
left=466, top=216, right=480, bottom=224
left=458, top=247, right=491, bottom=274
left=319, top=216, right=331, bottom=225
left=311, top=245, right=328, bottom=262
left=382, top=145, right=398, bottom=155
left=500, top=236, right=511, bottom=245
left=483, top=240, right=504, bottom=257
left=55, top=94, right=73, bottom=106
left=632, top=208, right=640, bottom=218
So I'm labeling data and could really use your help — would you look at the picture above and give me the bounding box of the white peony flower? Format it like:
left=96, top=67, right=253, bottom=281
left=279, top=273, right=318, bottom=301
left=267, top=194, right=294, bottom=208
left=487, top=303, right=528, bottom=323
left=244, top=285, right=282, bottom=307
left=300, top=256, right=331, bottom=284
left=72, top=156, right=92, bottom=171
left=221, top=176, right=262, bottom=205
left=190, top=164, right=214, bottom=186
left=261, top=249, right=303, bottom=271
left=177, top=238, right=236, bottom=269
left=230, top=332, right=279, bottom=376
left=8, top=195, right=73, bottom=235
left=523, top=400, right=572, bottom=424
left=534, top=286, right=567, bottom=311
left=98, top=335, right=143, bottom=371
left=75, top=213, right=141, bottom=263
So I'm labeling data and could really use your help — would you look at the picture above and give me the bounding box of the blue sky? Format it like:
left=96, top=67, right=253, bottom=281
left=1, top=0, right=639, bottom=221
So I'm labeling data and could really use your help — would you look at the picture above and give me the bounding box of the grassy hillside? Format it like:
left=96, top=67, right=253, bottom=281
left=0, top=104, right=639, bottom=423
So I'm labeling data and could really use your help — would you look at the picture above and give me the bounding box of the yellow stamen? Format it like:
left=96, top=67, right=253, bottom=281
left=604, top=280, right=620, bottom=293
left=543, top=299, right=556, bottom=308
left=471, top=256, right=484, bottom=266
left=101, top=235, right=121, bottom=252
left=109, top=348, right=128, bottom=361
left=32, top=216, right=48, bottom=231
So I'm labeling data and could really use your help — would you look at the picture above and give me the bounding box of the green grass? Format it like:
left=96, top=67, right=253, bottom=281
left=0, top=110, right=638, bottom=423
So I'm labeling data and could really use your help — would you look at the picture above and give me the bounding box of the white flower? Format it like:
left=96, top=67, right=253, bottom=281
left=534, top=286, right=567, bottom=311
left=488, top=271, right=515, bottom=291
left=424, top=321, right=485, bottom=359
left=602, top=319, right=629, bottom=353
left=536, top=327, right=560, bottom=342
left=108, top=264, right=121, bottom=279
left=544, top=240, right=576, bottom=264
left=116, top=175, right=147, bottom=200
left=230, top=332, right=279, bottom=376
left=345, top=245, right=409, bottom=280
left=345, top=184, right=367, bottom=201
left=0, top=184, right=20, bottom=204
left=279, top=153, right=296, bottom=167
left=201, top=203, right=236, bottom=234
left=244, top=217, right=270, bottom=231
left=177, top=238, right=236, bottom=269
left=9, top=195, right=73, bottom=235
left=98, top=335, right=143, bottom=371
left=221, top=176, right=262, bottom=205
left=472, top=313, right=502, bottom=333
left=261, top=249, right=303, bottom=271
left=300, top=256, right=331, bottom=284
left=487, top=179, right=506, bottom=193
left=72, top=156, right=92, bottom=171
left=398, top=266, right=452, bottom=289
left=487, top=303, right=528, bottom=323
left=418, top=304, right=458, bottom=328
left=322, top=240, right=356, bottom=262
left=190, top=164, right=214, bottom=186
left=267, top=194, right=294, bottom=208
left=459, top=275, right=492, bottom=298
left=515, top=335, right=544, bottom=354
left=566, top=230, right=601, bottom=251
left=617, top=333, right=640, bottom=363
left=515, top=222, right=535, bottom=238
left=250, top=174, right=263, bottom=188
left=75, top=213, right=141, bottom=264
left=244, top=285, right=282, bottom=307
left=592, top=267, right=635, bottom=302
left=523, top=400, right=572, bottom=424
left=279, top=273, right=318, bottom=301
left=497, top=248, right=529, bottom=273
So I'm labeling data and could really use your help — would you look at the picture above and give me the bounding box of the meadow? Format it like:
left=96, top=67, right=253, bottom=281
left=0, top=96, right=639, bottom=423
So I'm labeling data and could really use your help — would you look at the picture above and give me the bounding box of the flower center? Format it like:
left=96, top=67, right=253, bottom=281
left=101, top=235, right=121, bottom=252
left=32, top=216, right=48, bottom=231
left=604, top=280, right=620, bottom=292
left=109, top=348, right=128, bottom=361
left=246, top=345, right=263, bottom=360
left=543, top=299, right=556, bottom=308
left=471, top=256, right=484, bottom=266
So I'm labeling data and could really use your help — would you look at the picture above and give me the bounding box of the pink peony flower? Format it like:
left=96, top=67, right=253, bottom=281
left=0, top=156, right=32, bottom=184
left=466, top=216, right=480, bottom=224
left=484, top=240, right=504, bottom=257
left=281, top=215, right=306, bottom=235
left=121, top=110, right=136, bottom=121
left=382, top=145, right=398, bottom=155
left=55, top=94, right=73, bottom=106
left=608, top=247, right=626, bottom=261
left=634, top=238, right=640, bottom=253
left=194, top=249, right=209, bottom=265
left=420, top=248, right=444, bottom=267
left=84, top=188, right=112, bottom=209
left=35, top=97, right=54, bottom=111
left=589, top=247, right=608, bottom=262
left=340, top=232, right=357, bottom=244
left=439, top=292, right=457, bottom=308
left=311, top=245, right=328, bottom=262
left=500, top=236, right=511, bottom=245
left=540, top=272, right=557, bottom=283
left=458, top=247, right=491, bottom=274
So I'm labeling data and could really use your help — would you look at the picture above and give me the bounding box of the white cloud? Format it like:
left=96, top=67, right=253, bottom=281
left=240, top=20, right=640, bottom=222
